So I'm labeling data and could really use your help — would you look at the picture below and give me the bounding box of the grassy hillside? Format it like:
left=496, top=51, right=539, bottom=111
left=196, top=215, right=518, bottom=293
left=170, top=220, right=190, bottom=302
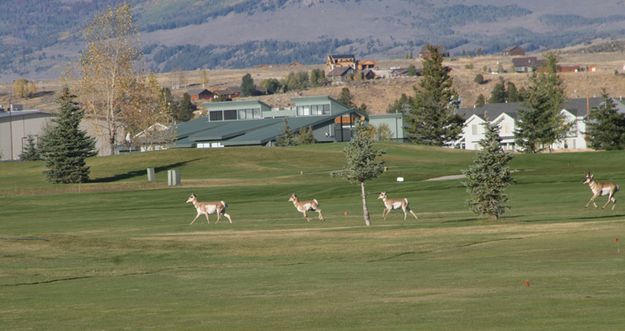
left=1, top=144, right=625, bottom=329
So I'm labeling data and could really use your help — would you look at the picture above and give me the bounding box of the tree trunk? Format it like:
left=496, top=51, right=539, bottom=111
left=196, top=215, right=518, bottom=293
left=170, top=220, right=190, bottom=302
left=360, top=181, right=371, bottom=226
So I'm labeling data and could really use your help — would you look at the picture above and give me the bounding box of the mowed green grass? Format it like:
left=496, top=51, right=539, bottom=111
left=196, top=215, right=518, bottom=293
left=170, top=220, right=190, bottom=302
left=1, top=143, right=625, bottom=330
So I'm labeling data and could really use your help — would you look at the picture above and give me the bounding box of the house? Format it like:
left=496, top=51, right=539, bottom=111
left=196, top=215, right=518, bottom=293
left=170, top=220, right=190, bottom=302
left=361, top=69, right=376, bottom=80
left=327, top=66, right=354, bottom=82
left=188, top=89, right=215, bottom=101
left=358, top=60, right=377, bottom=70
left=326, top=54, right=357, bottom=71
left=512, top=57, right=540, bottom=73
left=556, top=65, right=585, bottom=73
left=0, top=108, right=54, bottom=160
left=175, top=96, right=366, bottom=148
left=214, top=86, right=241, bottom=100
left=503, top=46, right=526, bottom=56
left=454, top=97, right=609, bottom=151
left=132, top=123, right=173, bottom=152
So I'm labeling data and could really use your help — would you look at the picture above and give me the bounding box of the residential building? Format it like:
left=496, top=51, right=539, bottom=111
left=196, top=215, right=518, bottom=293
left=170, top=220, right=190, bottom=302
left=503, top=46, right=526, bottom=56
left=368, top=113, right=405, bottom=141
left=188, top=89, right=215, bottom=101
left=512, top=57, right=541, bottom=73
left=454, top=97, right=611, bottom=151
left=326, top=54, right=357, bottom=70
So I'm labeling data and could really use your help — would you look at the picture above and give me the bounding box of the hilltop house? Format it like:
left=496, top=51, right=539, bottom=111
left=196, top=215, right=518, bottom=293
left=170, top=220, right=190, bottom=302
left=188, top=89, right=215, bottom=101
left=512, top=57, right=541, bottom=73
left=454, top=97, right=616, bottom=151
left=503, top=46, right=526, bottom=56
left=326, top=54, right=357, bottom=70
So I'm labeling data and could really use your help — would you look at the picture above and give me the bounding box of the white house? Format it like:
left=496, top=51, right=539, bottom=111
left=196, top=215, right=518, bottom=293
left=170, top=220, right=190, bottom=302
left=455, top=97, right=612, bottom=151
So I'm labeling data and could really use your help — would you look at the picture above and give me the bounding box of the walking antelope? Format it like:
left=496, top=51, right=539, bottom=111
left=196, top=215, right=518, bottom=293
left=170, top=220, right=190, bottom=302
left=185, top=193, right=233, bottom=224
left=583, top=172, right=620, bottom=210
left=288, top=193, right=324, bottom=222
left=377, top=192, right=418, bottom=221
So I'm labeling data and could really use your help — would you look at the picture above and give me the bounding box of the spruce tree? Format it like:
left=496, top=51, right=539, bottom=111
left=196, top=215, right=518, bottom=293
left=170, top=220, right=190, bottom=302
left=514, top=53, right=569, bottom=153
left=296, top=126, right=315, bottom=145
left=407, top=44, right=463, bottom=145
left=240, top=73, right=255, bottom=97
left=338, top=87, right=356, bottom=108
left=506, top=81, right=520, bottom=102
left=475, top=94, right=486, bottom=107
left=463, top=122, right=513, bottom=220
left=333, top=121, right=385, bottom=226
left=275, top=119, right=297, bottom=146
left=19, top=135, right=42, bottom=161
left=586, top=91, right=625, bottom=150
left=40, top=88, right=97, bottom=183
left=489, top=77, right=507, bottom=103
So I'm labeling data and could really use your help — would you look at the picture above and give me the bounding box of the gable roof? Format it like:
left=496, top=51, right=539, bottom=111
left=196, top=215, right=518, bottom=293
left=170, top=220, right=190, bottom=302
left=327, top=66, right=353, bottom=77
left=512, top=57, right=539, bottom=67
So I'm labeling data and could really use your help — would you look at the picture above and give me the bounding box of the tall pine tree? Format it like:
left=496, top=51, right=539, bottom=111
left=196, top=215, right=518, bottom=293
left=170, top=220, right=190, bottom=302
left=586, top=91, right=625, bottom=150
left=463, top=122, right=513, bottom=220
left=407, top=44, right=463, bottom=145
left=40, top=88, right=97, bottom=183
left=489, top=77, right=507, bottom=103
left=514, top=53, right=570, bottom=153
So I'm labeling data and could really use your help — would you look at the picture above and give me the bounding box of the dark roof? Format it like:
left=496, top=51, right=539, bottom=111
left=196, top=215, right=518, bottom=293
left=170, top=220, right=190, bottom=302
left=512, top=57, right=539, bottom=67
left=175, top=108, right=360, bottom=147
left=562, top=97, right=604, bottom=116
left=329, top=54, right=355, bottom=59
left=458, top=102, right=524, bottom=121
left=458, top=97, right=609, bottom=120
left=327, top=66, right=352, bottom=77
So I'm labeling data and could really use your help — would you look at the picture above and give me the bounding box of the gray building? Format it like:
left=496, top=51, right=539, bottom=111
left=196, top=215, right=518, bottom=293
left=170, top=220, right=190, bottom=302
left=0, top=109, right=54, bottom=160
left=368, top=113, right=405, bottom=141
left=177, top=96, right=366, bottom=148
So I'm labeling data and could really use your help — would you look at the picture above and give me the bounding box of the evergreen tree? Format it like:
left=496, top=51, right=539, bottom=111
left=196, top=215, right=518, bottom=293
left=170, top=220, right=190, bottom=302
left=338, top=87, right=356, bottom=108
left=515, top=53, right=569, bottom=153
left=172, top=93, right=195, bottom=122
left=240, top=73, right=255, bottom=97
left=506, top=81, right=520, bottom=102
left=296, top=126, right=315, bottom=145
left=586, top=91, right=625, bottom=150
left=474, top=73, right=485, bottom=85
left=275, top=119, right=297, bottom=146
left=462, top=122, right=513, bottom=220
left=333, top=121, right=385, bottom=226
left=407, top=44, right=463, bottom=145
left=475, top=94, right=486, bottom=107
left=387, top=93, right=411, bottom=114
left=19, top=135, right=42, bottom=161
left=489, top=77, right=506, bottom=103
left=40, top=88, right=97, bottom=183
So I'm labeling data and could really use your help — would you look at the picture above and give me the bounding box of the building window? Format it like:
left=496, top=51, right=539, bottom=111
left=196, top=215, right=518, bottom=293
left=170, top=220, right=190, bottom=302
left=224, top=109, right=237, bottom=120
left=209, top=111, right=223, bottom=121
left=471, top=124, right=478, bottom=135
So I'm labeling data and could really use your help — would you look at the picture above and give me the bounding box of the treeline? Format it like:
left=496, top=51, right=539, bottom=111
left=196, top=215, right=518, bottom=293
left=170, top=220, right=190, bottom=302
left=540, top=14, right=625, bottom=28
left=433, top=4, right=532, bottom=26
left=147, top=38, right=355, bottom=71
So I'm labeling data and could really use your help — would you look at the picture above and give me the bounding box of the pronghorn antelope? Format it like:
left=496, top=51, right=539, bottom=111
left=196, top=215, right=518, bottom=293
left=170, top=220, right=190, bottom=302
left=377, top=192, right=418, bottom=221
left=583, top=172, right=620, bottom=210
left=288, top=193, right=324, bottom=222
left=185, top=193, right=233, bottom=224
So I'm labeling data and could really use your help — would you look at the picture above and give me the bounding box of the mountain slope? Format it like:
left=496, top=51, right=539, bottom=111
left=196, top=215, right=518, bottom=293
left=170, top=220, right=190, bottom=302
left=2, top=0, right=625, bottom=80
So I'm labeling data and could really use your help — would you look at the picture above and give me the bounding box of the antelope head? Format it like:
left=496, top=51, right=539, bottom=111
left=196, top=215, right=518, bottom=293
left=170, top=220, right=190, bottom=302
left=288, top=193, right=298, bottom=202
left=583, top=172, right=594, bottom=184
left=186, top=193, right=197, bottom=204
left=377, top=192, right=387, bottom=200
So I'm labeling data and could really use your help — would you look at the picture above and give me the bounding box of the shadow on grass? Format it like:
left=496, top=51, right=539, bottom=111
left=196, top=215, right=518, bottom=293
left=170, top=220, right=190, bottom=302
left=90, top=159, right=200, bottom=183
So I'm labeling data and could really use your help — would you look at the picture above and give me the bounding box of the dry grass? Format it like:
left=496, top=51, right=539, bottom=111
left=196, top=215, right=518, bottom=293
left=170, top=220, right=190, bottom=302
left=2, top=51, right=625, bottom=115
